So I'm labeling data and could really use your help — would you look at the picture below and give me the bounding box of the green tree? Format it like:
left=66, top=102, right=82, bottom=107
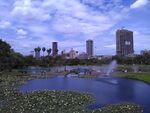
left=0, top=39, right=11, bottom=71
left=42, top=47, right=46, bottom=57
left=37, top=47, right=41, bottom=53
left=10, top=52, right=25, bottom=69
left=34, top=48, right=38, bottom=53
left=47, top=48, right=51, bottom=56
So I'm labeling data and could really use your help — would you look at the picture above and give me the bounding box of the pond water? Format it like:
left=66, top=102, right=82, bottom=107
left=20, top=77, right=150, bottom=113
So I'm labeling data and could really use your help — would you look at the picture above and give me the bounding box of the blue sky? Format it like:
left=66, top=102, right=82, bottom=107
left=0, top=0, right=150, bottom=55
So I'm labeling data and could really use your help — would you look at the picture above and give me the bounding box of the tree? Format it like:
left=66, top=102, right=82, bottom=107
left=47, top=48, right=51, bottom=56
left=0, top=39, right=11, bottom=71
left=36, top=47, right=41, bottom=59
left=37, top=47, right=41, bottom=53
left=34, top=48, right=38, bottom=53
left=42, top=47, right=46, bottom=57
left=56, top=49, right=58, bottom=55
left=10, top=52, right=25, bottom=69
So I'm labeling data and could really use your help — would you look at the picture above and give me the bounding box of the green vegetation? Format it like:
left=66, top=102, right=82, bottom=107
left=114, top=54, right=150, bottom=65
left=113, top=72, right=150, bottom=84
left=93, top=103, right=142, bottom=113
left=0, top=71, right=143, bottom=113
left=0, top=90, right=93, bottom=113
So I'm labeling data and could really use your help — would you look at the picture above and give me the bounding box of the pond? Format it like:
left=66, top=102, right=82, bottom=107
left=20, top=76, right=150, bottom=113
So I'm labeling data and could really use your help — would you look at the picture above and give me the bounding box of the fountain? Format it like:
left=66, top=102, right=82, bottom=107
left=96, top=60, right=118, bottom=85
left=132, top=64, right=139, bottom=73
left=105, top=60, right=117, bottom=76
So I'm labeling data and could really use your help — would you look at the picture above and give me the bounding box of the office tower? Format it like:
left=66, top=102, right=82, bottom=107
left=116, top=28, right=134, bottom=56
left=86, top=39, right=93, bottom=58
left=52, top=42, right=58, bottom=56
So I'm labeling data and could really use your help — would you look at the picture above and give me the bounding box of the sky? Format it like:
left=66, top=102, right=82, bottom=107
left=0, top=0, right=150, bottom=55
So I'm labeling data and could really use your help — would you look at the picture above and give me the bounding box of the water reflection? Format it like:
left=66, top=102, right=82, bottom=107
left=116, top=78, right=135, bottom=101
left=20, top=77, right=150, bottom=113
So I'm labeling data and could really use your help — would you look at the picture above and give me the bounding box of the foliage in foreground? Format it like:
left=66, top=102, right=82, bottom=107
left=0, top=71, right=143, bottom=113
left=0, top=91, right=93, bottom=113
left=93, top=103, right=143, bottom=113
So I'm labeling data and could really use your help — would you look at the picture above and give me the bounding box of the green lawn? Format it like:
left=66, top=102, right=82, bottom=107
left=113, top=72, right=150, bottom=84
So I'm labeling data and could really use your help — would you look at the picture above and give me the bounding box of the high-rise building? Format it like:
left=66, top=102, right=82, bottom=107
left=86, top=39, right=93, bottom=58
left=116, top=29, right=134, bottom=56
left=35, top=51, right=40, bottom=59
left=52, top=42, right=58, bottom=56
left=78, top=52, right=88, bottom=59
left=69, top=48, right=78, bottom=59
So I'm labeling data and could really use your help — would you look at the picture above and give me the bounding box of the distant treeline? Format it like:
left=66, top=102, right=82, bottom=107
left=0, top=39, right=150, bottom=71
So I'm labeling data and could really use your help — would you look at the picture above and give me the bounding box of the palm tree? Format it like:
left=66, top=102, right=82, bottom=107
left=56, top=49, right=58, bottom=54
left=37, top=47, right=41, bottom=52
left=47, top=48, right=51, bottom=56
left=37, top=47, right=41, bottom=58
left=34, top=48, right=38, bottom=57
left=42, top=47, right=46, bottom=57
left=34, top=48, right=37, bottom=52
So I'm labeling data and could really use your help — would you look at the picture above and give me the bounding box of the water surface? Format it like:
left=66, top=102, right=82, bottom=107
left=20, top=77, right=150, bottom=113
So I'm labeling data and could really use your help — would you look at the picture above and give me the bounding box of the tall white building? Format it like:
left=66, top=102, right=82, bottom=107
left=69, top=48, right=78, bottom=59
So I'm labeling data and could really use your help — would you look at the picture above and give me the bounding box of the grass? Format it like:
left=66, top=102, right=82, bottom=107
left=113, top=72, right=150, bottom=84
left=0, top=70, right=143, bottom=113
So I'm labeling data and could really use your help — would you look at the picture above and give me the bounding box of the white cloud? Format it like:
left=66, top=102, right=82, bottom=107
left=130, top=0, right=149, bottom=9
left=5, top=0, right=130, bottom=54
left=1, top=0, right=149, bottom=55
left=17, top=29, right=28, bottom=35
left=0, top=20, right=11, bottom=29
left=45, top=0, right=127, bottom=37
left=10, top=0, right=128, bottom=41
left=11, top=0, right=51, bottom=21
left=104, top=44, right=116, bottom=48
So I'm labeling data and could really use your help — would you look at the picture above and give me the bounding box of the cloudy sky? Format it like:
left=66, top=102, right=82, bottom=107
left=0, top=0, right=150, bottom=55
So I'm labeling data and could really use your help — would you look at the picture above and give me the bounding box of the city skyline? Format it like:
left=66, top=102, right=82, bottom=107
left=0, top=0, right=150, bottom=55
